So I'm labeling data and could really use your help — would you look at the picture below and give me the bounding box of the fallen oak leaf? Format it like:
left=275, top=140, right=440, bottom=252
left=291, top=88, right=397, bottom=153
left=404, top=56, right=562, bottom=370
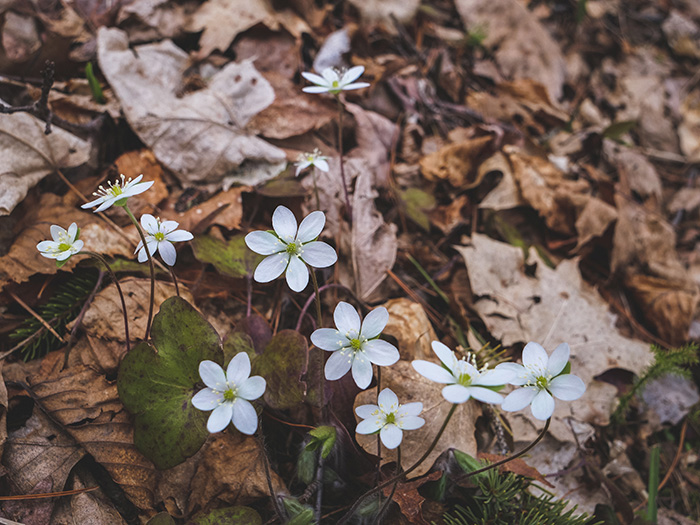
left=477, top=453, right=554, bottom=488
left=382, top=470, right=442, bottom=525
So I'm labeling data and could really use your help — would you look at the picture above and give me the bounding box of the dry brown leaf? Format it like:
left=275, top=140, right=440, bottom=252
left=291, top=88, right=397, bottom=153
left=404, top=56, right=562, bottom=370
left=0, top=98, right=90, bottom=216
left=187, top=431, right=286, bottom=511
left=679, top=90, right=700, bottom=161
left=574, top=197, right=618, bottom=250
left=668, top=187, right=700, bottom=215
left=347, top=0, right=420, bottom=26
left=419, top=135, right=494, bottom=189
left=97, top=27, right=286, bottom=186
left=478, top=152, right=526, bottom=211
left=455, top=233, right=654, bottom=441
left=606, top=144, right=662, bottom=202
left=455, top=0, right=566, bottom=100
left=662, top=10, right=700, bottom=60
left=1, top=11, right=41, bottom=62
left=0, top=362, right=6, bottom=460
left=117, top=0, right=191, bottom=41
left=113, top=149, right=170, bottom=213
left=477, top=453, right=554, bottom=487
left=382, top=471, right=441, bottom=525
left=162, top=187, right=249, bottom=233
left=382, top=298, right=437, bottom=361
left=354, top=361, right=479, bottom=479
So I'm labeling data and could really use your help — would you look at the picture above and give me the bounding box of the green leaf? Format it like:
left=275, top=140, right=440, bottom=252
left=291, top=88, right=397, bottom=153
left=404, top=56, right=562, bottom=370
left=147, top=512, right=176, bottom=525
left=85, top=62, right=106, bottom=104
left=254, top=330, right=308, bottom=410
left=602, top=120, right=636, bottom=141
left=307, top=426, right=337, bottom=459
left=257, top=176, right=307, bottom=198
left=186, top=506, right=261, bottom=525
left=453, top=449, right=489, bottom=482
left=117, top=296, right=223, bottom=469
left=398, top=188, right=436, bottom=231
left=191, top=234, right=262, bottom=279
left=283, top=498, right=315, bottom=525
left=222, top=331, right=256, bottom=364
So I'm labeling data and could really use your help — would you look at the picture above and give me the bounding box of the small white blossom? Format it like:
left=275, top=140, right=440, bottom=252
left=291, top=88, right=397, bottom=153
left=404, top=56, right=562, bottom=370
left=311, top=302, right=399, bottom=389
left=355, top=388, right=424, bottom=449
left=412, top=342, right=514, bottom=405
left=497, top=342, right=586, bottom=420
left=191, top=353, right=266, bottom=434
left=36, top=223, right=84, bottom=262
left=135, top=214, right=193, bottom=266
left=301, top=66, right=370, bottom=95
left=81, top=174, right=154, bottom=213
left=245, top=206, right=337, bottom=292
left=295, top=149, right=330, bottom=177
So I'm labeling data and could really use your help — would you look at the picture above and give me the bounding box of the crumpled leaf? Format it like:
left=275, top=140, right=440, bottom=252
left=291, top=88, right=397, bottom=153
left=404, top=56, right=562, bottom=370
left=641, top=373, right=700, bottom=427
left=96, top=27, right=286, bottom=186
left=118, top=296, right=223, bottom=470
left=186, top=506, right=261, bottom=525
left=191, top=234, right=262, bottom=280
left=679, top=90, right=700, bottom=161
left=354, top=361, right=479, bottom=479
left=382, top=471, right=441, bottom=525
left=0, top=97, right=90, bottom=216
left=382, top=298, right=437, bottom=361
left=347, top=0, right=420, bottom=26
left=455, top=233, right=654, bottom=441
left=419, top=135, right=494, bottom=189
left=454, top=0, right=566, bottom=100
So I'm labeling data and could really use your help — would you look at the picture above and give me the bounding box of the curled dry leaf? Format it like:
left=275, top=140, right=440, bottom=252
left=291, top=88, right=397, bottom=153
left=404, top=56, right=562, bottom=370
left=382, top=297, right=437, bottom=361
left=0, top=97, right=90, bottom=216
left=96, top=27, right=285, bottom=186
left=353, top=361, right=479, bottom=479
left=679, top=90, right=700, bottom=161
left=382, top=471, right=442, bottom=525
left=419, top=135, right=494, bottom=189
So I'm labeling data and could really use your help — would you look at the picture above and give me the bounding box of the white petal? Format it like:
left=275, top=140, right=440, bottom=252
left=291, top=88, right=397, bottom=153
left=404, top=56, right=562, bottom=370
left=207, top=403, right=233, bottom=433
left=467, top=386, right=504, bottom=405
left=56, top=250, right=73, bottom=261
left=399, top=402, right=423, bottom=417
left=140, top=214, right=158, bottom=234
left=239, top=376, right=266, bottom=401
left=50, top=224, right=66, bottom=242
left=311, top=328, right=346, bottom=351
left=356, top=418, right=382, bottom=435
left=199, top=360, right=227, bottom=390
left=285, top=255, right=309, bottom=292
left=324, top=348, right=353, bottom=380
left=522, top=342, right=548, bottom=372
left=254, top=253, right=288, bottom=283
left=321, top=68, right=339, bottom=83
left=160, top=220, right=179, bottom=234
left=363, top=339, right=399, bottom=366
left=315, top=158, right=329, bottom=172
left=400, top=415, right=425, bottom=430
left=547, top=343, right=570, bottom=377
left=300, top=241, right=337, bottom=268
left=272, top=205, right=297, bottom=242
left=159, top=240, right=177, bottom=266
left=549, top=374, right=586, bottom=401
left=137, top=246, right=148, bottom=263
left=442, top=384, right=471, bottom=404
left=341, top=82, right=371, bottom=91
left=334, top=302, right=361, bottom=334
left=412, top=360, right=454, bottom=383
left=476, top=368, right=516, bottom=386
left=37, top=240, right=57, bottom=253
left=232, top=399, right=258, bottom=435
left=124, top=180, right=154, bottom=197
left=94, top=198, right=117, bottom=212
left=380, top=424, right=403, bottom=449
left=81, top=197, right=105, bottom=209
left=351, top=357, right=373, bottom=389
left=67, top=223, right=78, bottom=241
left=167, top=229, right=193, bottom=242
left=302, top=86, right=331, bottom=93
left=530, top=390, right=555, bottom=420
left=341, top=65, right=365, bottom=85
left=377, top=388, right=399, bottom=410
left=297, top=211, right=326, bottom=243
left=246, top=231, right=285, bottom=255
left=495, top=363, right=529, bottom=385
left=355, top=404, right=379, bottom=419
left=301, top=71, right=329, bottom=86
left=431, top=341, right=457, bottom=371
left=191, top=388, right=223, bottom=410
left=501, top=387, right=538, bottom=412
left=227, top=352, right=251, bottom=386
left=71, top=240, right=84, bottom=252
left=361, top=307, right=388, bottom=339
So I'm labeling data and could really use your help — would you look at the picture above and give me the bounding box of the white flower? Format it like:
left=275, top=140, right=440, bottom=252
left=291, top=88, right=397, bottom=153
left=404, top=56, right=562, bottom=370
left=191, top=353, right=266, bottom=434
left=135, top=214, right=193, bottom=266
left=412, top=342, right=514, bottom=405
left=301, top=66, right=370, bottom=95
left=36, top=223, right=84, bottom=261
left=497, top=342, right=586, bottom=421
left=244, top=206, right=337, bottom=292
left=311, top=301, right=399, bottom=389
left=295, top=149, right=330, bottom=177
left=81, top=174, right=154, bottom=212
left=355, top=388, right=425, bottom=449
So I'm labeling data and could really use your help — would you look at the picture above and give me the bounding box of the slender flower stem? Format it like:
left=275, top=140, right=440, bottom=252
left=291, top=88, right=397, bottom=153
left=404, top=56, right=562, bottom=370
left=246, top=276, right=253, bottom=318
left=63, top=270, right=104, bottom=369
left=374, top=447, right=401, bottom=524
left=295, top=283, right=353, bottom=331
left=123, top=204, right=155, bottom=340
left=312, top=166, right=321, bottom=210
left=256, top=429, right=285, bottom=522
left=336, top=96, right=352, bottom=223
left=169, top=266, right=180, bottom=297
left=456, top=418, right=551, bottom=482
left=82, top=251, right=130, bottom=352
left=337, top=404, right=458, bottom=525
left=309, top=268, right=325, bottom=524
left=375, top=367, right=382, bottom=487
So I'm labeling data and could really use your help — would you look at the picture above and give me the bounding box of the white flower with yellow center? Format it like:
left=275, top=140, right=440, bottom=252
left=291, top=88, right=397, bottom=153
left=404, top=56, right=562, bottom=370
left=355, top=388, right=425, bottom=449
left=496, top=342, right=586, bottom=420
left=191, top=353, right=266, bottom=434
left=301, top=66, right=370, bottom=95
left=311, top=301, right=399, bottom=389
left=295, top=149, right=330, bottom=177
left=81, top=174, right=154, bottom=213
left=135, top=214, right=193, bottom=266
left=412, top=342, right=515, bottom=405
left=36, top=223, right=84, bottom=262
left=245, top=206, right=337, bottom=292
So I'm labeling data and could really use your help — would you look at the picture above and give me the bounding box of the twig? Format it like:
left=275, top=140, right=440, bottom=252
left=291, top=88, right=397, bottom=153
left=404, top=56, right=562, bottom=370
left=63, top=270, right=105, bottom=368
left=295, top=283, right=356, bottom=331
left=8, top=290, right=66, bottom=343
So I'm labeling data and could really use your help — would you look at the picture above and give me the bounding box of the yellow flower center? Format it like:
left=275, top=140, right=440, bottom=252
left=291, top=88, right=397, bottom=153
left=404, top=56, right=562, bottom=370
left=350, top=338, right=363, bottom=350
left=155, top=231, right=165, bottom=241
left=58, top=242, right=72, bottom=252
left=223, top=388, right=236, bottom=401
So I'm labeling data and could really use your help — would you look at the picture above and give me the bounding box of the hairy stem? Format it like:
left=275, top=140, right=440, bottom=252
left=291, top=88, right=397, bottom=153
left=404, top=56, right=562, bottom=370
left=336, top=97, right=352, bottom=223
left=309, top=268, right=325, bottom=524
left=168, top=266, right=180, bottom=297
left=374, top=446, right=401, bottom=524
left=123, top=204, right=155, bottom=340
